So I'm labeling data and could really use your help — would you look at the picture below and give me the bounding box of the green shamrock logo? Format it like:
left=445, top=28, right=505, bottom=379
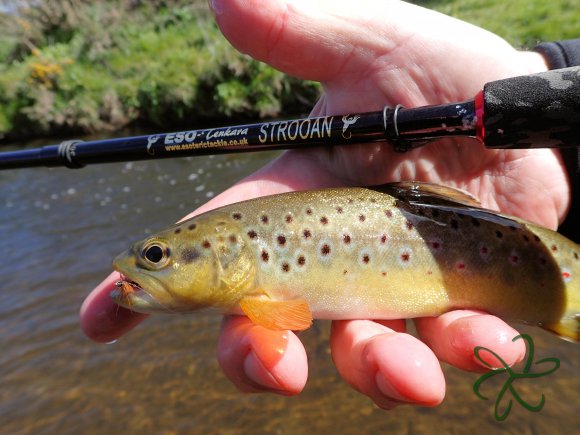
left=473, top=334, right=560, bottom=421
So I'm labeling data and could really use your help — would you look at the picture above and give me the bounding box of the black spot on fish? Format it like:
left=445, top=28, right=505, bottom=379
left=370, top=198, right=376, bottom=203
left=282, top=263, right=290, bottom=273
left=188, top=223, right=197, bottom=231
left=510, top=226, right=517, bottom=232
left=384, top=209, right=393, bottom=218
left=247, top=230, right=257, bottom=239
left=534, top=235, right=541, bottom=243
left=306, top=208, right=312, bottom=215
left=343, top=234, right=351, bottom=244
left=432, top=209, right=440, bottom=218
left=417, top=209, right=425, bottom=216
left=321, top=244, right=331, bottom=255
left=551, top=245, right=558, bottom=252
left=523, top=235, right=530, bottom=242
left=297, top=256, right=306, bottom=266
left=261, top=215, right=269, bottom=224
left=380, top=234, right=387, bottom=244
left=202, top=240, right=211, bottom=249
left=174, top=228, right=182, bottom=234
left=359, top=214, right=366, bottom=222
left=303, top=229, right=312, bottom=239
left=320, top=216, right=329, bottom=225
left=336, top=207, right=343, bottom=214
left=261, top=250, right=269, bottom=262
left=472, top=218, right=480, bottom=227
left=277, top=235, right=287, bottom=246
left=401, top=252, right=410, bottom=262
left=362, top=254, right=370, bottom=264
left=450, top=219, right=459, bottom=230
left=181, top=248, right=200, bottom=263
left=406, top=220, right=414, bottom=230
left=343, top=269, right=348, bottom=275
left=348, top=198, right=353, bottom=204
left=575, top=252, right=579, bottom=260
left=495, top=231, right=503, bottom=239
left=232, top=213, right=242, bottom=220
left=285, top=214, right=293, bottom=223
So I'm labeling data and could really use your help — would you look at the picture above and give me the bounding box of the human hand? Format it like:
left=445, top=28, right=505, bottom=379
left=81, top=0, right=569, bottom=409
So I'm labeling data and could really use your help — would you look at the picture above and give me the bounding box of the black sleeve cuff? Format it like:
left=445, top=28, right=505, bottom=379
left=534, top=39, right=580, bottom=69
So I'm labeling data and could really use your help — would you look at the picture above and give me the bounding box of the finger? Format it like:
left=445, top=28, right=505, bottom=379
left=331, top=320, right=445, bottom=410
left=217, top=316, right=308, bottom=395
left=210, top=0, right=529, bottom=105
left=79, top=271, right=148, bottom=343
left=414, top=310, right=527, bottom=373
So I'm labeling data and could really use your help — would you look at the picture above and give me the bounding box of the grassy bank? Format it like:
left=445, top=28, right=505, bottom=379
left=0, top=0, right=578, bottom=141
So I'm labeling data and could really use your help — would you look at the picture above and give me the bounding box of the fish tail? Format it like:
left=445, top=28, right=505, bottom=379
left=542, top=252, right=580, bottom=342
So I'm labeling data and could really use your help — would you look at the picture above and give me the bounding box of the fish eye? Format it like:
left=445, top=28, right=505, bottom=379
left=142, top=242, right=170, bottom=266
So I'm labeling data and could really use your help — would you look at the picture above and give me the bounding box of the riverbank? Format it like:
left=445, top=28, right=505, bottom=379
left=0, top=0, right=577, bottom=142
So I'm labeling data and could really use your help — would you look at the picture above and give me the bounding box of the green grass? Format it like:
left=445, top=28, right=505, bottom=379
left=417, top=0, right=579, bottom=47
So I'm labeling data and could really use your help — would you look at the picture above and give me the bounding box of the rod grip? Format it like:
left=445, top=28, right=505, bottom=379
left=483, top=66, right=580, bottom=148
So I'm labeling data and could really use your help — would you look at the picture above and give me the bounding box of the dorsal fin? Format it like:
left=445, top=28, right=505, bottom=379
left=372, top=181, right=481, bottom=207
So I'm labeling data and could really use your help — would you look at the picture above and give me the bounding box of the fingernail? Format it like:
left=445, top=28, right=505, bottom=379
left=244, top=351, right=283, bottom=392
left=209, top=0, right=223, bottom=15
left=375, top=372, right=409, bottom=403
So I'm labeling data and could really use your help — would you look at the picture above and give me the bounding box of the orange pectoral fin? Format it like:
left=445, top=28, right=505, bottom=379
left=239, top=298, right=313, bottom=331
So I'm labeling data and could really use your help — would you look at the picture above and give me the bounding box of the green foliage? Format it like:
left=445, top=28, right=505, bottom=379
left=0, top=0, right=577, bottom=140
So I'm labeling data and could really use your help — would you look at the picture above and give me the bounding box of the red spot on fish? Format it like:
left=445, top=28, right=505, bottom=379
left=456, top=262, right=466, bottom=270
left=261, top=215, right=269, bottom=224
left=282, top=263, right=290, bottom=273
left=359, top=214, right=366, bottom=222
left=320, top=216, right=329, bottom=225
left=303, top=229, right=312, bottom=239
left=401, top=252, right=410, bottom=262
left=228, top=235, right=237, bottom=244
left=362, top=254, right=370, bottom=264
left=431, top=241, right=441, bottom=250
left=384, top=210, right=393, bottom=218
left=380, top=234, right=387, bottom=244
left=562, top=271, right=571, bottom=280
left=343, top=234, right=351, bottom=244
left=480, top=246, right=488, bottom=254
left=381, top=271, right=387, bottom=276
left=336, top=207, right=343, bottom=214
left=261, top=250, right=269, bottom=262
left=427, top=270, right=433, bottom=275
left=510, top=255, right=519, bottom=265
left=406, top=220, right=414, bottom=230
left=297, top=256, right=306, bottom=266
left=247, top=230, right=257, bottom=239
left=202, top=240, right=211, bottom=249
left=277, top=235, right=286, bottom=246
left=321, top=244, right=331, bottom=255
left=285, top=214, right=293, bottom=223
left=551, top=245, right=558, bottom=252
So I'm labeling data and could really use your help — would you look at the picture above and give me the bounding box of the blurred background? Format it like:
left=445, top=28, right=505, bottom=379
left=0, top=1, right=579, bottom=434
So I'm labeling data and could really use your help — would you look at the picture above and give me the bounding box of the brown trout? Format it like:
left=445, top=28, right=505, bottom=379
left=111, top=182, right=579, bottom=341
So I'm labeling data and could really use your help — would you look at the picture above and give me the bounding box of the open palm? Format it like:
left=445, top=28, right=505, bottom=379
left=81, top=0, right=570, bottom=409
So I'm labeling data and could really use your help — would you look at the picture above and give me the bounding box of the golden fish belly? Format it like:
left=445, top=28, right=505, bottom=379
left=227, top=188, right=571, bottom=327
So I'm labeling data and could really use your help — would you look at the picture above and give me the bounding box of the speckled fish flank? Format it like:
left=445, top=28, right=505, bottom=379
left=111, top=182, right=580, bottom=341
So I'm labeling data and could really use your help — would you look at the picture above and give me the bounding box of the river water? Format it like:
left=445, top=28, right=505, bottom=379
left=0, top=135, right=578, bottom=434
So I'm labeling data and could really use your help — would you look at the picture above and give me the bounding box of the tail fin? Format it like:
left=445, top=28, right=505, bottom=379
left=542, top=314, right=580, bottom=342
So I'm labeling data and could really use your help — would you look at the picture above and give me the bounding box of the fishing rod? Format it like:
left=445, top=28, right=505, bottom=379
left=1, top=66, right=579, bottom=170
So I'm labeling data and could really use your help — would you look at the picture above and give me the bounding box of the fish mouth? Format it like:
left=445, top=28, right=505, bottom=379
left=110, top=271, right=173, bottom=313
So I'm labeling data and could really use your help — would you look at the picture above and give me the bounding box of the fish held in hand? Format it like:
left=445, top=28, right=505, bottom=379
left=111, top=182, right=580, bottom=342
